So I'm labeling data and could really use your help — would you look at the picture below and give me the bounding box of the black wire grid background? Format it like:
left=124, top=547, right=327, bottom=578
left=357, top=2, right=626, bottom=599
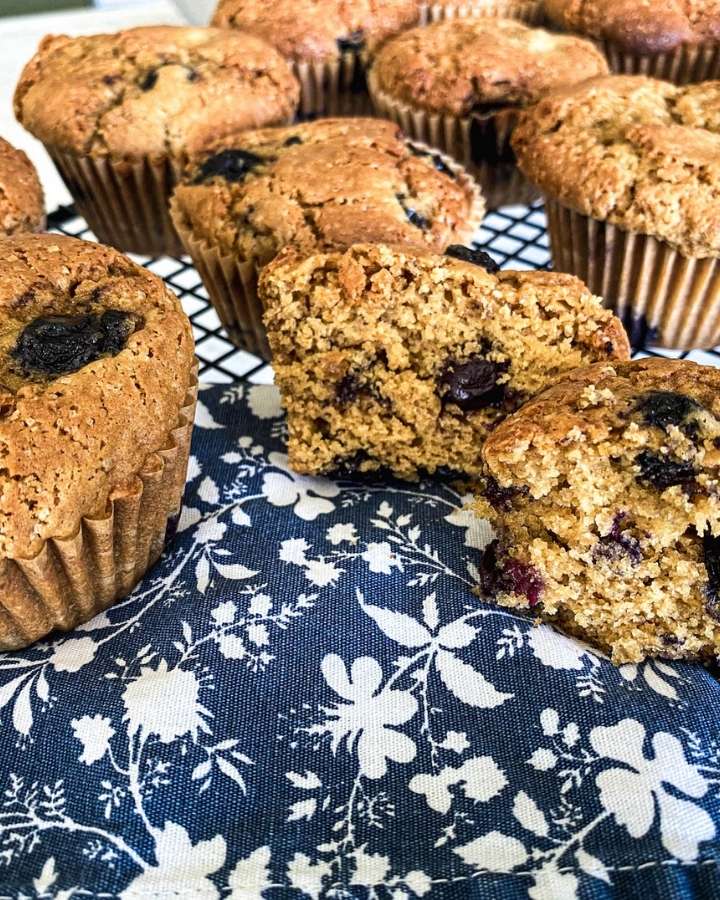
left=47, top=202, right=720, bottom=379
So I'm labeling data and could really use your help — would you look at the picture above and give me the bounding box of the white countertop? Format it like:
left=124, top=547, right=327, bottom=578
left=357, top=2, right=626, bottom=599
left=0, top=1, right=188, bottom=211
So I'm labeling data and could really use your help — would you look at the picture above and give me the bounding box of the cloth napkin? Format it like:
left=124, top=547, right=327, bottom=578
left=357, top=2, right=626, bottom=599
left=1, top=383, right=719, bottom=900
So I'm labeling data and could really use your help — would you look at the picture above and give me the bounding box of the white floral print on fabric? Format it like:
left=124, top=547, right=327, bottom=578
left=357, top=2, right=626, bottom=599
left=0, top=383, right=719, bottom=899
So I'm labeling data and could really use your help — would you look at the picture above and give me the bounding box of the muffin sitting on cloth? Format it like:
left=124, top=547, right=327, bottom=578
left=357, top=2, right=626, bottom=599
left=544, top=0, right=720, bottom=84
left=512, top=75, right=720, bottom=349
left=14, top=26, right=299, bottom=256
left=368, top=18, right=608, bottom=207
left=211, top=0, right=420, bottom=116
left=170, top=118, right=484, bottom=358
left=0, top=138, right=44, bottom=236
left=477, top=358, right=720, bottom=663
left=0, top=234, right=196, bottom=651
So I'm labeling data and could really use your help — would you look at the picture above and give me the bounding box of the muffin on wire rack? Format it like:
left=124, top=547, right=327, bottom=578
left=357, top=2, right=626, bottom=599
left=211, top=0, right=420, bottom=117
left=0, top=234, right=196, bottom=651
left=513, top=74, right=720, bottom=349
left=368, top=18, right=608, bottom=207
left=14, top=26, right=299, bottom=256
left=544, top=0, right=720, bottom=85
left=170, top=117, right=485, bottom=359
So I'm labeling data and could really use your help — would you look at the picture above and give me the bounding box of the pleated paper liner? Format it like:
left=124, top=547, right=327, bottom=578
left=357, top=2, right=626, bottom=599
left=294, top=51, right=375, bottom=118
left=546, top=200, right=720, bottom=350
left=0, top=369, right=198, bottom=652
left=367, top=69, right=538, bottom=209
left=419, top=0, right=543, bottom=24
left=599, top=40, right=720, bottom=85
left=170, top=143, right=485, bottom=361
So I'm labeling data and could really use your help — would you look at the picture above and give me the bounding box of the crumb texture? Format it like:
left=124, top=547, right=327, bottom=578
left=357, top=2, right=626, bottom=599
left=479, top=357, right=720, bottom=663
left=513, top=75, right=720, bottom=257
left=544, top=0, right=720, bottom=53
left=0, top=234, right=194, bottom=559
left=0, top=139, right=44, bottom=237
left=261, top=242, right=629, bottom=479
left=212, top=0, right=420, bottom=61
left=370, top=18, right=608, bottom=115
left=172, top=118, right=483, bottom=262
left=14, top=26, right=299, bottom=159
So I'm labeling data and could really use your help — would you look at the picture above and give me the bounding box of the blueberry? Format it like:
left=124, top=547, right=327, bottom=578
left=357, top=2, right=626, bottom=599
left=703, top=530, right=720, bottom=622
left=406, top=143, right=456, bottom=179
left=284, top=136, right=303, bottom=147
left=337, top=30, right=365, bottom=53
left=635, top=450, right=696, bottom=491
left=479, top=541, right=544, bottom=607
left=13, top=310, right=138, bottom=377
left=636, top=391, right=703, bottom=437
left=396, top=194, right=429, bottom=230
left=446, top=245, right=500, bottom=273
left=194, top=149, right=266, bottom=184
left=440, top=356, right=508, bottom=412
left=335, top=373, right=362, bottom=406
left=482, top=476, right=527, bottom=511
left=593, top=513, right=642, bottom=565
left=139, top=70, right=158, bottom=91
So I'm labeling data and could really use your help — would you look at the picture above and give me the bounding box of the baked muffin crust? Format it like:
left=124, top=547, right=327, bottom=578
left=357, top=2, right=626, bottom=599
left=171, top=118, right=484, bottom=261
left=14, top=26, right=299, bottom=160
left=0, top=139, right=44, bottom=236
left=544, top=0, right=720, bottom=54
left=512, top=75, right=720, bottom=257
left=370, top=18, right=609, bottom=116
left=211, top=0, right=420, bottom=61
left=0, top=234, right=194, bottom=559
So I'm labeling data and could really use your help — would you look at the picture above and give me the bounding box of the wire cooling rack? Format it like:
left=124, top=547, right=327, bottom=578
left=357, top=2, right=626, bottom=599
left=47, top=202, right=720, bottom=376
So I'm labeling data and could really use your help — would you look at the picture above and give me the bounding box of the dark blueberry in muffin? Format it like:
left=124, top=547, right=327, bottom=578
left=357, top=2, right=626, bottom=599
left=446, top=245, right=500, bottom=273
left=284, top=135, right=303, bottom=147
left=395, top=194, right=429, bottom=230
left=13, top=310, right=138, bottom=377
left=194, top=149, right=266, bottom=184
left=483, top=476, right=528, bottom=511
left=139, top=69, right=158, bottom=91
left=480, top=541, right=544, bottom=607
left=703, top=530, right=720, bottom=621
left=440, top=356, right=508, bottom=411
left=634, top=450, right=697, bottom=491
left=636, top=391, right=703, bottom=437
left=335, top=372, right=363, bottom=406
left=593, top=513, right=642, bottom=565
left=406, top=143, right=456, bottom=179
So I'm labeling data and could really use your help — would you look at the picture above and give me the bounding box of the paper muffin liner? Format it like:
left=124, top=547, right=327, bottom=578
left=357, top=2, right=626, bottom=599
left=419, top=0, right=544, bottom=24
left=599, top=39, right=720, bottom=85
left=546, top=200, right=720, bottom=349
left=294, top=52, right=375, bottom=118
left=48, top=149, right=188, bottom=257
left=368, top=68, right=537, bottom=209
left=0, top=369, right=198, bottom=651
left=170, top=145, right=485, bottom=360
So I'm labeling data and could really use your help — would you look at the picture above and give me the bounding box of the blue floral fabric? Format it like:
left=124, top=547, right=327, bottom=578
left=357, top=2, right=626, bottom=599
left=1, top=383, right=720, bottom=900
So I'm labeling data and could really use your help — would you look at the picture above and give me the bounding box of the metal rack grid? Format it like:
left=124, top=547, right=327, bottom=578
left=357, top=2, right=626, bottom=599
left=47, top=202, right=720, bottom=376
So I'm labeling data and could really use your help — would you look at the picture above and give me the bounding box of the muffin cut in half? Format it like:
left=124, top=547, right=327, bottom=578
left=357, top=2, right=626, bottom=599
left=0, top=234, right=196, bottom=650
left=260, top=242, right=629, bottom=480
left=477, top=358, right=720, bottom=663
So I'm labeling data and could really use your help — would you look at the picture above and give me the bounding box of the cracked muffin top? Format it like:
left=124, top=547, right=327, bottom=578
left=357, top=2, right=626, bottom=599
left=171, top=118, right=484, bottom=261
left=211, top=0, right=420, bottom=62
left=0, top=234, right=194, bottom=560
left=370, top=18, right=608, bottom=116
left=0, top=139, right=44, bottom=237
left=544, top=0, right=720, bottom=53
left=512, top=75, right=720, bottom=257
left=14, top=26, right=300, bottom=161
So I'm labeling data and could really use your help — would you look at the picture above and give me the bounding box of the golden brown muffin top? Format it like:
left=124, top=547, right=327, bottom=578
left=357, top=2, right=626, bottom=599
left=171, top=118, right=484, bottom=262
left=0, top=138, right=44, bottom=236
left=513, top=75, right=720, bottom=257
left=0, top=234, right=195, bottom=560
left=370, top=18, right=609, bottom=116
left=211, top=0, right=420, bottom=62
left=14, top=26, right=299, bottom=161
left=544, top=0, right=720, bottom=53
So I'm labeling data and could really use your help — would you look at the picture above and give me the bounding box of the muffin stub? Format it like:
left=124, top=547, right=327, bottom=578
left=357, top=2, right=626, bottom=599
left=478, top=358, right=720, bottom=663
left=260, top=242, right=629, bottom=480
left=0, top=138, right=44, bottom=236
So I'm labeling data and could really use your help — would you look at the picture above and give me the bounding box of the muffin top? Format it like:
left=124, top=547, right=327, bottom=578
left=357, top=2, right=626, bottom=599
left=0, top=234, right=195, bottom=559
left=14, top=26, right=300, bottom=161
left=512, top=75, right=720, bottom=257
left=171, top=118, right=484, bottom=261
left=370, top=18, right=609, bottom=116
left=211, top=0, right=420, bottom=62
left=544, top=0, right=720, bottom=53
left=0, top=139, right=44, bottom=236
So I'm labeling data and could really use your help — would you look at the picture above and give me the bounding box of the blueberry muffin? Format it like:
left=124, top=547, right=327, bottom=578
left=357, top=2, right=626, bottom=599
left=421, top=0, right=543, bottom=25
left=14, top=26, right=299, bottom=256
left=0, top=233, right=196, bottom=650
left=368, top=18, right=608, bottom=207
left=170, top=118, right=484, bottom=357
left=211, top=0, right=420, bottom=116
left=260, top=242, right=629, bottom=479
left=513, top=75, right=720, bottom=349
left=544, top=0, right=720, bottom=83
left=478, top=358, right=720, bottom=663
left=0, top=138, right=44, bottom=236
